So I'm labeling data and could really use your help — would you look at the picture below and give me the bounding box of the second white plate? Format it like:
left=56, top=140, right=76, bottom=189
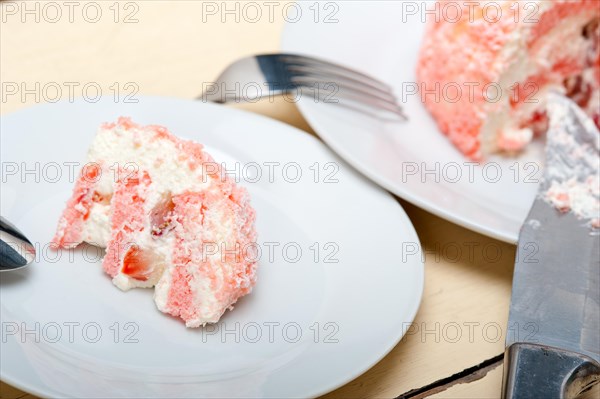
left=282, top=2, right=544, bottom=243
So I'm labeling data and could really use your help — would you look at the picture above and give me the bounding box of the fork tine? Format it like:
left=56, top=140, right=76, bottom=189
left=295, top=80, right=407, bottom=120
left=303, top=90, right=408, bottom=122
left=291, top=76, right=403, bottom=113
left=277, top=53, right=393, bottom=92
left=307, top=87, right=408, bottom=120
left=287, top=65, right=397, bottom=103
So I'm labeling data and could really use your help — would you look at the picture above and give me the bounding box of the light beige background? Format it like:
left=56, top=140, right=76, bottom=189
left=1, top=1, right=518, bottom=398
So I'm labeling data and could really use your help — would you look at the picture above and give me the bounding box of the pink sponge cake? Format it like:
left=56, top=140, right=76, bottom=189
left=417, top=0, right=599, bottom=159
left=52, top=118, right=257, bottom=327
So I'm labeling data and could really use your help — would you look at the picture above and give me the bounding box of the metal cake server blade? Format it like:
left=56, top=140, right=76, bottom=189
left=502, top=93, right=600, bottom=399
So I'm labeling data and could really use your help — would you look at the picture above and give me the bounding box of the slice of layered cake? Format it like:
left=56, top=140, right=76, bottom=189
left=417, top=0, right=599, bottom=159
left=52, top=118, right=257, bottom=327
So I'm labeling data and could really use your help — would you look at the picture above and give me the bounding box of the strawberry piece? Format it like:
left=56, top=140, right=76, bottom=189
left=91, top=191, right=111, bottom=205
left=150, top=194, right=175, bottom=237
left=122, top=245, right=153, bottom=281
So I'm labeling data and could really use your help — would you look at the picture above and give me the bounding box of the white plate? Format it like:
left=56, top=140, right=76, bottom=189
left=282, top=2, right=545, bottom=243
left=0, top=97, right=423, bottom=398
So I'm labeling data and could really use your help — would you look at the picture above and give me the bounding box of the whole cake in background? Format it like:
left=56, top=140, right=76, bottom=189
left=417, top=0, right=599, bottom=160
left=52, top=118, right=258, bottom=327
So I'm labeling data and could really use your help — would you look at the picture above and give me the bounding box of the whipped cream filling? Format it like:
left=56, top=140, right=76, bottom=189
left=80, top=204, right=111, bottom=246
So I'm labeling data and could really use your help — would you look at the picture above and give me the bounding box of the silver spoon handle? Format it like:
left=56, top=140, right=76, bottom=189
left=0, top=216, right=36, bottom=271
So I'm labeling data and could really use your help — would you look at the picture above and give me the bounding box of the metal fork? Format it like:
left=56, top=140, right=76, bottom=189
left=199, top=53, right=406, bottom=120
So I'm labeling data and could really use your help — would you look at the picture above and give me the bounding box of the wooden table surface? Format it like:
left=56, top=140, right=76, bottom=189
left=0, top=2, right=517, bottom=398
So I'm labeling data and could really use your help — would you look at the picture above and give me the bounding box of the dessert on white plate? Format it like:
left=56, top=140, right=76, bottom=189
left=52, top=117, right=257, bottom=327
left=417, top=0, right=599, bottom=160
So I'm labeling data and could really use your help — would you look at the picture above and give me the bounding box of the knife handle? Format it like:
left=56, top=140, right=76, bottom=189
left=502, top=343, right=600, bottom=399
